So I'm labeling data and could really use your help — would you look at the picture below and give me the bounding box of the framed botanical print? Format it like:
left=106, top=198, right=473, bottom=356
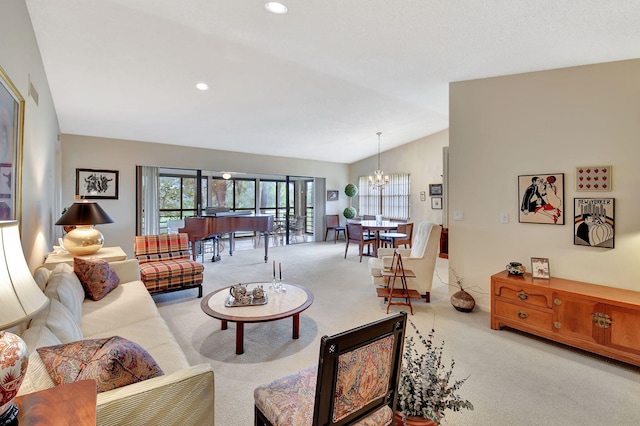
left=574, top=198, right=614, bottom=248
left=0, top=66, right=25, bottom=222
left=76, top=169, right=119, bottom=199
left=518, top=173, right=564, bottom=225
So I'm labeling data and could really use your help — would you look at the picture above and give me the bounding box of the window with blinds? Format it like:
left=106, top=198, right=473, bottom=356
left=358, top=173, right=410, bottom=220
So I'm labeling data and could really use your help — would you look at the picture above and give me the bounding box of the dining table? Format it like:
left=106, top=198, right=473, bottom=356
left=359, top=220, right=399, bottom=256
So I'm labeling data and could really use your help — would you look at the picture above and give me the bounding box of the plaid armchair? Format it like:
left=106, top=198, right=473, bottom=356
left=134, top=233, right=204, bottom=297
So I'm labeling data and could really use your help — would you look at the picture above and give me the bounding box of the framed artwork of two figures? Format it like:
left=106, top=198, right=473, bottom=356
left=518, top=171, right=614, bottom=249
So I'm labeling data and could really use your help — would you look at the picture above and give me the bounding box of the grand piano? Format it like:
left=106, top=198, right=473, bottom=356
left=178, top=208, right=273, bottom=263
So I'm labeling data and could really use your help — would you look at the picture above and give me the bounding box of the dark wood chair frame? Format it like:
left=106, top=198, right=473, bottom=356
left=324, top=214, right=346, bottom=243
left=344, top=223, right=376, bottom=262
left=254, top=311, right=407, bottom=426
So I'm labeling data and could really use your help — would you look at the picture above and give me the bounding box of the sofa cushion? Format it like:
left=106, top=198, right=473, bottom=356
left=29, top=298, right=83, bottom=343
left=21, top=324, right=62, bottom=350
left=74, top=257, right=120, bottom=301
left=83, top=316, right=190, bottom=375
left=44, top=264, right=85, bottom=324
left=81, top=280, right=160, bottom=337
left=33, top=266, right=52, bottom=292
left=37, top=336, right=164, bottom=393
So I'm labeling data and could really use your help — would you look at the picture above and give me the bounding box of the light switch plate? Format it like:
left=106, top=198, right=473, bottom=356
left=453, top=211, right=464, bottom=221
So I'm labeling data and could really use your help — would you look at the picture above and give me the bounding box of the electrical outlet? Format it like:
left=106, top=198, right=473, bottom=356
left=500, top=212, right=509, bottom=224
left=453, top=211, right=464, bottom=221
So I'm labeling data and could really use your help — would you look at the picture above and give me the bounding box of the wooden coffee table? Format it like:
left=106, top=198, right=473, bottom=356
left=200, top=282, right=314, bottom=354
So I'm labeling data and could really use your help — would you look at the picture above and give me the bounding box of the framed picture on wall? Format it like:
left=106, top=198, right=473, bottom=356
left=327, top=190, right=339, bottom=201
left=574, top=198, right=614, bottom=248
left=0, top=66, right=25, bottom=222
left=576, top=166, right=611, bottom=191
left=431, top=197, right=442, bottom=209
left=518, top=173, right=564, bottom=225
left=76, top=169, right=119, bottom=199
left=429, top=183, right=443, bottom=196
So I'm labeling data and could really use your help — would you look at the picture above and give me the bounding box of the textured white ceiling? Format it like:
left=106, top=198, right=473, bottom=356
left=25, top=0, right=640, bottom=163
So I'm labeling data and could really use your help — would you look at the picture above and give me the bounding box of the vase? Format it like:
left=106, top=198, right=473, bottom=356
left=450, top=289, right=475, bottom=312
left=506, top=262, right=526, bottom=275
left=394, top=411, right=438, bottom=425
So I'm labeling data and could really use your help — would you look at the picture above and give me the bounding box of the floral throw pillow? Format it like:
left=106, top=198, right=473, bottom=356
left=37, top=336, right=164, bottom=393
left=74, top=257, right=120, bottom=301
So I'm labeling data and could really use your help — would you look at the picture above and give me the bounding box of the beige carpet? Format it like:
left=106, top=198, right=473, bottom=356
left=154, top=240, right=640, bottom=426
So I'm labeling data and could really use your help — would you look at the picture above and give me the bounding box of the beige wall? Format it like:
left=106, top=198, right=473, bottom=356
left=61, top=135, right=350, bottom=257
left=1, top=0, right=60, bottom=270
left=450, top=59, right=640, bottom=310
left=349, top=130, right=449, bottom=224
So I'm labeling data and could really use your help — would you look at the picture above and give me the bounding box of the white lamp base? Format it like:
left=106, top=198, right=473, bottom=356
left=63, top=225, right=104, bottom=256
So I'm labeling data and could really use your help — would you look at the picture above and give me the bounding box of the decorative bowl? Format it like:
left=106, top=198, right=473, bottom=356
left=506, top=262, right=526, bottom=275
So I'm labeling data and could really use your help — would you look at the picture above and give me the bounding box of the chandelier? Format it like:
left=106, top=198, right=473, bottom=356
left=368, top=132, right=389, bottom=190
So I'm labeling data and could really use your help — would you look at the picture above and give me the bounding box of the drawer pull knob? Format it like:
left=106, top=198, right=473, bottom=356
left=554, top=321, right=562, bottom=329
left=592, top=312, right=612, bottom=328
left=517, top=310, right=528, bottom=319
left=517, top=291, right=528, bottom=300
left=554, top=298, right=562, bottom=305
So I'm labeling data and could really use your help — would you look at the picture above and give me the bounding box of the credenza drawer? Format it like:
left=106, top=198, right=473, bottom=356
left=494, top=300, right=554, bottom=330
left=494, top=281, right=551, bottom=309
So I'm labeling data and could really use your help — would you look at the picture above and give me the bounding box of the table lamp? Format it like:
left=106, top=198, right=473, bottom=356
left=55, top=201, right=114, bottom=255
left=0, top=221, right=50, bottom=424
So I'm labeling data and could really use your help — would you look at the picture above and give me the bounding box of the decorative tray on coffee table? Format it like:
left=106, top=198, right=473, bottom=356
left=224, top=283, right=268, bottom=307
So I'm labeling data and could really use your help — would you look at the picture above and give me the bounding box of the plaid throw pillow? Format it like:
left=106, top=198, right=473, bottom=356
left=74, top=257, right=120, bottom=301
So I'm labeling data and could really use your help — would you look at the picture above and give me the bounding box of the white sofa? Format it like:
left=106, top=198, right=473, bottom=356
left=17, top=260, right=215, bottom=425
left=368, top=221, right=442, bottom=302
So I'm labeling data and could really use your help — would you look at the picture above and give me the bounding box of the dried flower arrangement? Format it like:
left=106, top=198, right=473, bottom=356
left=396, top=319, right=473, bottom=425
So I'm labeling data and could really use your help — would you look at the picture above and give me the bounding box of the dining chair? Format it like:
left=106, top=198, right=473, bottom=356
left=344, top=223, right=376, bottom=262
left=324, top=214, right=346, bottom=243
left=288, top=215, right=306, bottom=243
left=381, top=222, right=413, bottom=248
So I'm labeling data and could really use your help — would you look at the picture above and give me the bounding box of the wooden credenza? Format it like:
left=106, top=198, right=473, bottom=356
left=491, top=270, right=640, bottom=367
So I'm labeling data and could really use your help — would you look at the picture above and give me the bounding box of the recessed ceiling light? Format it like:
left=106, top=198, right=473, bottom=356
left=196, top=82, right=209, bottom=91
left=265, top=2, right=288, bottom=14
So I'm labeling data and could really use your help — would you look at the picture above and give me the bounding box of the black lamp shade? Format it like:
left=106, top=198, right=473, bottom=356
left=55, top=202, right=114, bottom=226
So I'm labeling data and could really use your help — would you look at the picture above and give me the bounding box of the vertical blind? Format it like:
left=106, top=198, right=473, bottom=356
left=358, top=173, right=410, bottom=220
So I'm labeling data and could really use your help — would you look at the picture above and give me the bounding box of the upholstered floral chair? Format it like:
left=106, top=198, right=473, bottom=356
left=254, top=312, right=407, bottom=426
left=368, top=222, right=442, bottom=302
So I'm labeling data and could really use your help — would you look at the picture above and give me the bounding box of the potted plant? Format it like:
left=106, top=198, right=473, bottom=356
left=343, top=183, right=358, bottom=219
left=395, top=320, right=473, bottom=425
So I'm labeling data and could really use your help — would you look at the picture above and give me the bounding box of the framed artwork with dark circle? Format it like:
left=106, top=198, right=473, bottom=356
left=327, top=190, right=339, bottom=201
left=574, top=198, right=614, bottom=248
left=429, top=184, right=443, bottom=196
left=76, top=169, right=119, bottom=199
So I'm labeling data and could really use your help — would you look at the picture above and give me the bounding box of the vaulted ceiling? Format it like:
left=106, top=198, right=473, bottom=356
left=25, top=1, right=640, bottom=163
